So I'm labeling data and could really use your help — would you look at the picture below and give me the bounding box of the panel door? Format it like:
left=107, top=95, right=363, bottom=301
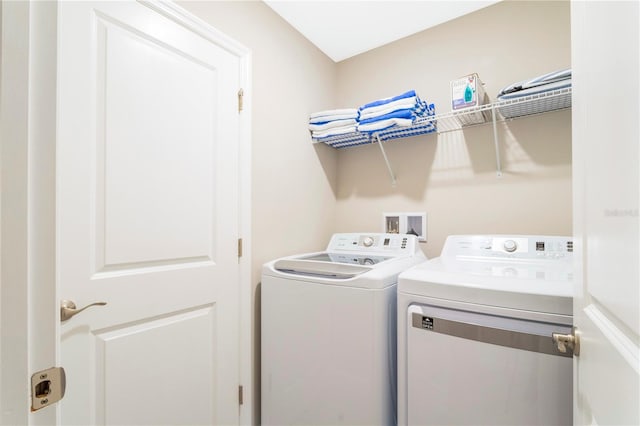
left=571, top=1, right=639, bottom=425
left=57, top=2, right=241, bottom=424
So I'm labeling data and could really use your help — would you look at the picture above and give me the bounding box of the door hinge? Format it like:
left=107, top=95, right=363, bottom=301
left=238, top=385, right=244, bottom=405
left=238, top=238, right=243, bottom=258
left=238, top=88, right=244, bottom=112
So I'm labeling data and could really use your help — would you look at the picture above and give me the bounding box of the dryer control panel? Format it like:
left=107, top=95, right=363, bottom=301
left=327, top=233, right=420, bottom=255
left=443, top=235, right=573, bottom=260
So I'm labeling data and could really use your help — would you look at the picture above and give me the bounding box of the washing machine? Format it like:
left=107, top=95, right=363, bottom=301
left=397, top=235, right=574, bottom=426
left=261, top=233, right=426, bottom=426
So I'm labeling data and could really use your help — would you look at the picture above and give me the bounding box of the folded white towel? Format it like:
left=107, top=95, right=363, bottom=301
left=357, top=118, right=413, bottom=133
left=310, top=108, right=358, bottom=119
left=311, top=125, right=357, bottom=139
left=308, top=118, right=357, bottom=132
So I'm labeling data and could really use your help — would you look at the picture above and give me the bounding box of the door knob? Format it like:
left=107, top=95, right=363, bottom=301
left=60, top=300, right=107, bottom=322
left=552, top=327, right=580, bottom=356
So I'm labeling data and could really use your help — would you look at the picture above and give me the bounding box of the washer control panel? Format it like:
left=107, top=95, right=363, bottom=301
left=327, top=233, right=418, bottom=254
left=443, top=235, right=573, bottom=260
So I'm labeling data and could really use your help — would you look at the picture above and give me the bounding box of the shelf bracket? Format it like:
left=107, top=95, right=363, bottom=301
left=491, top=104, right=503, bottom=177
left=375, top=134, right=397, bottom=187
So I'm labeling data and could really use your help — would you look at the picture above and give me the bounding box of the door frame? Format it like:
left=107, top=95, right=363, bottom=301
left=0, top=1, right=253, bottom=424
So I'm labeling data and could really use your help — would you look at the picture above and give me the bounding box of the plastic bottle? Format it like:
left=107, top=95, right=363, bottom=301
left=464, top=84, right=474, bottom=103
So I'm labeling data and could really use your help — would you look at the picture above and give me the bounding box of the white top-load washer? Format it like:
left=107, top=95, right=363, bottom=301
left=397, top=235, right=574, bottom=426
left=262, top=233, right=426, bottom=426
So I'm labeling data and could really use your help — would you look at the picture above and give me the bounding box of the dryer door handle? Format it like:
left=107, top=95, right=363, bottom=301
left=552, top=327, right=580, bottom=356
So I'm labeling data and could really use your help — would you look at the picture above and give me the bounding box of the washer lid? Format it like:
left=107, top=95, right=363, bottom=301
left=263, top=233, right=427, bottom=285
left=273, top=258, right=373, bottom=279
left=301, top=252, right=392, bottom=265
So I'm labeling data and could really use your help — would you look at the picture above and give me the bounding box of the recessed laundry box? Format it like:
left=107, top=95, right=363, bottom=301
left=261, top=233, right=426, bottom=426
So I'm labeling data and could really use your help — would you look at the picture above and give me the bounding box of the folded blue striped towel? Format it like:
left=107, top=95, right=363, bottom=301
left=359, top=109, right=414, bottom=125
left=358, top=90, right=431, bottom=122
left=359, top=90, right=416, bottom=110
left=358, top=118, right=413, bottom=133
left=357, top=89, right=434, bottom=133
left=309, top=118, right=357, bottom=132
left=357, top=102, right=434, bottom=133
left=309, top=92, right=435, bottom=138
left=359, top=96, right=418, bottom=120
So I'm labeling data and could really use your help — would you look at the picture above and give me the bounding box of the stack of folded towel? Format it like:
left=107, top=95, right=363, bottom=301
left=309, top=108, right=359, bottom=140
left=308, top=90, right=435, bottom=144
left=356, top=90, right=434, bottom=133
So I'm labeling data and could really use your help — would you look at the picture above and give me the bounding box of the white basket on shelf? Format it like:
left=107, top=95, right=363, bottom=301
left=497, top=87, right=572, bottom=119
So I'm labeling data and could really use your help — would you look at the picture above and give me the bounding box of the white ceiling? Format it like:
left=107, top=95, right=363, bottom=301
left=263, top=1, right=501, bottom=62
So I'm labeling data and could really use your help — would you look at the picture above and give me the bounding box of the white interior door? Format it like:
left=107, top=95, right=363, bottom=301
left=57, top=2, right=242, bottom=424
left=571, top=1, right=639, bottom=425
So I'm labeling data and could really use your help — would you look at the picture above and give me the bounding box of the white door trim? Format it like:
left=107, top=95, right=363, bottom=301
left=1, top=2, right=59, bottom=424
left=0, top=0, right=31, bottom=423
left=0, top=1, right=253, bottom=424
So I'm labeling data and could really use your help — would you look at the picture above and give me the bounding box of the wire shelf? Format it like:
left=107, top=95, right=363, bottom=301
left=312, top=87, right=571, bottom=149
left=310, top=86, right=571, bottom=183
left=311, top=109, right=437, bottom=149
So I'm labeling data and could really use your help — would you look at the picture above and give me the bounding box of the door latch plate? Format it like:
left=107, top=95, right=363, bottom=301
left=31, top=367, right=66, bottom=411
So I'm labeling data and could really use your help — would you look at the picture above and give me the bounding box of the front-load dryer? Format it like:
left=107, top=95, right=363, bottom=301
left=261, top=233, right=426, bottom=426
left=397, top=235, right=574, bottom=426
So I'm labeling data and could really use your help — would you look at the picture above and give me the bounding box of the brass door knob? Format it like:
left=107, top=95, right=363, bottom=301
left=60, top=300, right=107, bottom=322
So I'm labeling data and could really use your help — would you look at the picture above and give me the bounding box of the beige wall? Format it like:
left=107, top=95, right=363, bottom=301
left=178, top=2, right=338, bottom=422
left=335, top=0, right=572, bottom=258
left=179, top=1, right=339, bottom=283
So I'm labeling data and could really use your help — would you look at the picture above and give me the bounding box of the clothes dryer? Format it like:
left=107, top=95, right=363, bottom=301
left=262, top=233, right=426, bottom=426
left=397, top=235, right=574, bottom=426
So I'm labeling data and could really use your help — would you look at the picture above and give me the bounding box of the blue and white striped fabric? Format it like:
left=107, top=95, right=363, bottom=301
left=308, top=118, right=357, bottom=132
left=357, top=90, right=435, bottom=134
left=376, top=116, right=437, bottom=141
left=358, top=118, right=414, bottom=133
left=312, top=131, right=371, bottom=148
left=310, top=91, right=436, bottom=148
left=359, top=89, right=417, bottom=110
left=360, top=109, right=414, bottom=124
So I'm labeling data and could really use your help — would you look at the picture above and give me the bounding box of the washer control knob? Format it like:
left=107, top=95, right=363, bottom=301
left=362, top=236, right=375, bottom=247
left=503, top=240, right=518, bottom=253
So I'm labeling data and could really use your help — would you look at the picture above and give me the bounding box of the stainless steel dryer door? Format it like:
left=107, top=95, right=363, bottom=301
left=406, top=303, right=573, bottom=426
